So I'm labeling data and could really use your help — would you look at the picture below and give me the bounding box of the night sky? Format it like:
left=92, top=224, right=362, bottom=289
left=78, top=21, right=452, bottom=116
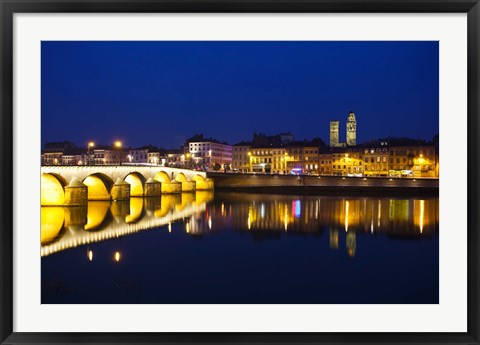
left=41, top=41, right=438, bottom=149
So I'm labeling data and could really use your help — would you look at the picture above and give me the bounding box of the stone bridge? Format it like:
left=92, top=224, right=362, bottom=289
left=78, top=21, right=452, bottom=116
left=41, top=165, right=213, bottom=206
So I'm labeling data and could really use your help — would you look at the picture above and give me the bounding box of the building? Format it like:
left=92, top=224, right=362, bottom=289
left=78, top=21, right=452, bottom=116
left=249, top=146, right=290, bottom=174
left=286, top=143, right=320, bottom=174
left=232, top=142, right=252, bottom=172
left=61, top=152, right=84, bottom=166
left=127, top=148, right=149, bottom=164
left=164, top=149, right=188, bottom=168
left=42, top=141, right=82, bottom=165
left=346, top=111, right=357, bottom=146
left=329, top=121, right=340, bottom=147
left=318, top=149, right=333, bottom=175
left=248, top=138, right=325, bottom=175
left=389, top=145, right=437, bottom=178
left=360, top=140, right=438, bottom=177
left=93, top=145, right=129, bottom=165
left=330, top=111, right=357, bottom=147
left=279, top=132, right=294, bottom=144
left=188, top=138, right=232, bottom=171
left=148, top=151, right=161, bottom=165
left=362, top=141, right=389, bottom=176
left=331, top=147, right=364, bottom=176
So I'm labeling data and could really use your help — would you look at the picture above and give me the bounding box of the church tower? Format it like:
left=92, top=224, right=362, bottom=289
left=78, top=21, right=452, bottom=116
left=346, top=111, right=357, bottom=146
left=330, top=121, right=339, bottom=147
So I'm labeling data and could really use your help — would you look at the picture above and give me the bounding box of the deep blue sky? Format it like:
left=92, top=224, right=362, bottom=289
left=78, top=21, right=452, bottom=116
left=41, top=41, right=438, bottom=149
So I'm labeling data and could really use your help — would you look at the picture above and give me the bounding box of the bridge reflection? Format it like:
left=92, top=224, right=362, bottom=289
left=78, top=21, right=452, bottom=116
left=41, top=191, right=214, bottom=256
left=41, top=192, right=438, bottom=258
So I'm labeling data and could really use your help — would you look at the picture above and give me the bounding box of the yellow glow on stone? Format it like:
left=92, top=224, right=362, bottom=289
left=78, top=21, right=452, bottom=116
left=84, top=201, right=110, bottom=230
left=125, top=174, right=144, bottom=197
left=125, top=197, right=144, bottom=223
left=41, top=174, right=65, bottom=206
left=41, top=207, right=65, bottom=244
left=83, top=175, right=111, bottom=200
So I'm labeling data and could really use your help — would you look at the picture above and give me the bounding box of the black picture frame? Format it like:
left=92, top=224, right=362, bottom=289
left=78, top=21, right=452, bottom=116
left=1, top=1, right=479, bottom=344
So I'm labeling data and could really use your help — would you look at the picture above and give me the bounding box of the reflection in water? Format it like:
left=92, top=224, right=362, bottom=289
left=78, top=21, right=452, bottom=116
left=41, top=207, right=65, bottom=245
left=41, top=191, right=213, bottom=256
left=41, top=192, right=438, bottom=258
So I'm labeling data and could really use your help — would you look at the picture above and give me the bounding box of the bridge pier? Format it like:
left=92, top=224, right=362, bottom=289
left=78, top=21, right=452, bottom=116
left=64, top=178, right=88, bottom=206
left=160, top=180, right=182, bottom=194
left=144, top=178, right=161, bottom=197
left=175, top=174, right=196, bottom=192
left=111, top=178, right=130, bottom=201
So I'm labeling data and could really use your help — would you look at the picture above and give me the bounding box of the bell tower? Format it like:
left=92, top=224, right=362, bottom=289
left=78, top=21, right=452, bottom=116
left=330, top=121, right=339, bottom=147
left=346, top=111, right=357, bottom=146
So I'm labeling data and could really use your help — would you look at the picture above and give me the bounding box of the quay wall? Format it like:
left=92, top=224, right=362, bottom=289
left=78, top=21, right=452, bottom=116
left=207, top=173, right=439, bottom=195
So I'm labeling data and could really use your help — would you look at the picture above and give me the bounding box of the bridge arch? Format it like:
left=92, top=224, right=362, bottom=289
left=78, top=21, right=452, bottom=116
left=83, top=173, right=114, bottom=200
left=154, top=171, right=171, bottom=183
left=176, top=172, right=187, bottom=183
left=41, top=173, right=67, bottom=206
left=125, top=172, right=146, bottom=197
left=191, top=174, right=214, bottom=190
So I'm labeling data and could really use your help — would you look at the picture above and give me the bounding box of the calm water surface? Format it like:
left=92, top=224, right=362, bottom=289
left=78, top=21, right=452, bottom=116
left=41, top=192, right=439, bottom=304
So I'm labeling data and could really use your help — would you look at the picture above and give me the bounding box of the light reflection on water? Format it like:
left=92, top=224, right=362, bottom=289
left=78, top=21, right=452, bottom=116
left=41, top=192, right=438, bottom=258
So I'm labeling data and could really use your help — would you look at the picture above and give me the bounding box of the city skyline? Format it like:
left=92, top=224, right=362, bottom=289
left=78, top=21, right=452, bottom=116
left=42, top=41, right=439, bottom=148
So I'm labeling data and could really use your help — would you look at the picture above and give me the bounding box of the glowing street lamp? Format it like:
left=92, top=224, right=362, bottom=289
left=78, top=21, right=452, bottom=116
left=114, top=141, right=123, bottom=165
left=88, top=141, right=95, bottom=166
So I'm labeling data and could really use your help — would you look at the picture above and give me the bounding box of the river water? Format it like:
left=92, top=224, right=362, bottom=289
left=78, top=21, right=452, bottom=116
left=41, top=191, right=439, bottom=304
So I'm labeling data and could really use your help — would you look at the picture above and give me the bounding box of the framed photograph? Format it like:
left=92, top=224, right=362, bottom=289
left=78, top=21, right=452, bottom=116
left=1, top=1, right=479, bottom=344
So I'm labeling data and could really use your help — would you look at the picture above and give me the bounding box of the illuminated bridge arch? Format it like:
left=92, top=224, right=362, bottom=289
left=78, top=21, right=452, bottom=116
left=154, top=171, right=171, bottom=183
left=192, top=174, right=214, bottom=191
left=125, top=172, right=146, bottom=197
left=41, top=173, right=67, bottom=206
left=83, top=173, right=114, bottom=200
left=175, top=172, right=196, bottom=192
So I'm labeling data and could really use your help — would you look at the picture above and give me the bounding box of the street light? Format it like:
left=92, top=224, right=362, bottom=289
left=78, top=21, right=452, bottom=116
left=114, top=141, right=122, bottom=165
left=88, top=141, right=95, bottom=165
left=208, top=149, right=212, bottom=170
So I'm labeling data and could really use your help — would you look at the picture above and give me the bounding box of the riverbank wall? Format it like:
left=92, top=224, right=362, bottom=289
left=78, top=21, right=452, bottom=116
left=207, top=173, right=439, bottom=196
